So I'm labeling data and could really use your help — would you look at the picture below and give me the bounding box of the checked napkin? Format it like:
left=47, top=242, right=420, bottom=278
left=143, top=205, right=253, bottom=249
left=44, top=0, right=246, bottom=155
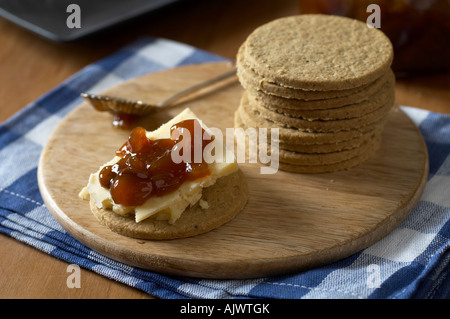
left=0, top=37, right=449, bottom=299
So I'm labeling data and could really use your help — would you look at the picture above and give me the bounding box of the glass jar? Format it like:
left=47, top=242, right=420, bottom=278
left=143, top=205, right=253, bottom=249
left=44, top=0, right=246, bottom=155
left=299, top=0, right=450, bottom=75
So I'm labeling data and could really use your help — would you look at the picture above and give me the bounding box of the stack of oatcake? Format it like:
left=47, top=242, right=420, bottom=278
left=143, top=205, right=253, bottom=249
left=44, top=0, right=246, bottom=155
left=234, top=14, right=395, bottom=173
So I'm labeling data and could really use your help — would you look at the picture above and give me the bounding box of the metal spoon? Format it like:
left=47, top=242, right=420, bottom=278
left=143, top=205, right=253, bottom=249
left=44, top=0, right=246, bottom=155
left=81, top=67, right=237, bottom=116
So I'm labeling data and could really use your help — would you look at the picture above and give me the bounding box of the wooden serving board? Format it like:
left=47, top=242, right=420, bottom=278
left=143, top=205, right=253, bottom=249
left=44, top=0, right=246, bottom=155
left=38, top=62, right=429, bottom=279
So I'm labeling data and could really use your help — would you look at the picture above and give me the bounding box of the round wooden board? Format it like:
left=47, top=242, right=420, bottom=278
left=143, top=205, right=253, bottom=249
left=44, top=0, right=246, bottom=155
left=38, top=62, right=429, bottom=279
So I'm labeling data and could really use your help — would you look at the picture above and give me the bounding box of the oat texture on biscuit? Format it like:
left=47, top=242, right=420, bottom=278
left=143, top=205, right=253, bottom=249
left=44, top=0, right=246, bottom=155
left=237, top=92, right=387, bottom=145
left=91, top=170, right=248, bottom=240
left=245, top=91, right=394, bottom=133
left=244, top=69, right=395, bottom=111
left=242, top=14, right=393, bottom=91
left=234, top=110, right=380, bottom=154
left=237, top=45, right=391, bottom=102
left=234, top=14, right=395, bottom=173
left=278, top=146, right=380, bottom=174
left=250, top=71, right=394, bottom=120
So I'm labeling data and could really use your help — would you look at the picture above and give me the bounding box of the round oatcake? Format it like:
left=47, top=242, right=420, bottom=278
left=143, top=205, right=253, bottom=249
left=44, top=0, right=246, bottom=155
left=277, top=133, right=382, bottom=166
left=245, top=91, right=395, bottom=133
left=234, top=110, right=382, bottom=154
left=90, top=170, right=248, bottom=240
left=234, top=108, right=382, bottom=173
left=235, top=106, right=382, bottom=166
left=237, top=45, right=391, bottom=102
left=250, top=71, right=394, bottom=120
left=236, top=98, right=386, bottom=145
left=243, top=14, right=393, bottom=91
left=245, top=69, right=395, bottom=112
left=277, top=144, right=380, bottom=174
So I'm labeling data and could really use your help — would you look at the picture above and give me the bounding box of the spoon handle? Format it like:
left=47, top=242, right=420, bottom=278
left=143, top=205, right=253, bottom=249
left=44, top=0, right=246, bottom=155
left=158, top=67, right=237, bottom=107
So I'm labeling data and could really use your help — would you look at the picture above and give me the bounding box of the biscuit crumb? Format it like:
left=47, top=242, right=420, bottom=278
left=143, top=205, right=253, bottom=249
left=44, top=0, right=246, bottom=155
left=276, top=67, right=287, bottom=75
left=258, top=79, right=264, bottom=88
left=199, top=199, right=209, bottom=209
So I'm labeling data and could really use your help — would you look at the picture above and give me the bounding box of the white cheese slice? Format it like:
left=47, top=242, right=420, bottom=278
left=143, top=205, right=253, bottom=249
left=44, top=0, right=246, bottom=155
left=79, top=108, right=238, bottom=224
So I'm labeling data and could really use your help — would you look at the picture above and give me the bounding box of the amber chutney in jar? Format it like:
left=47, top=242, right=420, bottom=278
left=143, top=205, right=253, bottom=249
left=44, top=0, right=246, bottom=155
left=299, top=0, right=450, bottom=75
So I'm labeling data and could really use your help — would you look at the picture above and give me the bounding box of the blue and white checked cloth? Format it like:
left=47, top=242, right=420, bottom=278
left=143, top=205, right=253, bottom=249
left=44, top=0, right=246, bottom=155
left=1, top=37, right=449, bottom=299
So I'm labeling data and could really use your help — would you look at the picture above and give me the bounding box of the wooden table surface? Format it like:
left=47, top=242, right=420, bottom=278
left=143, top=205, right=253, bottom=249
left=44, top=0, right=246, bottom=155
left=0, top=0, right=449, bottom=299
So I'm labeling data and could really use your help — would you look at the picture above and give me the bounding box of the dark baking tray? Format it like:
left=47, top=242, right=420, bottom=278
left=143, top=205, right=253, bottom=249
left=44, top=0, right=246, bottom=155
left=0, top=0, right=180, bottom=41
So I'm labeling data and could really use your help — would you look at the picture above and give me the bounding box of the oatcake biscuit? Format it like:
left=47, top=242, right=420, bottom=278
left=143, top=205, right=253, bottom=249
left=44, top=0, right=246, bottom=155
left=278, top=133, right=374, bottom=154
left=253, top=79, right=394, bottom=120
left=278, top=144, right=380, bottom=174
left=233, top=14, right=394, bottom=173
left=236, top=99, right=386, bottom=145
left=236, top=110, right=382, bottom=165
left=90, top=170, right=248, bottom=240
left=246, top=69, right=395, bottom=114
left=235, top=109, right=381, bottom=173
left=242, top=14, right=393, bottom=91
left=277, top=133, right=382, bottom=165
left=234, top=110, right=381, bottom=153
left=237, top=46, right=391, bottom=102
left=241, top=91, right=393, bottom=133
left=248, top=94, right=394, bottom=133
